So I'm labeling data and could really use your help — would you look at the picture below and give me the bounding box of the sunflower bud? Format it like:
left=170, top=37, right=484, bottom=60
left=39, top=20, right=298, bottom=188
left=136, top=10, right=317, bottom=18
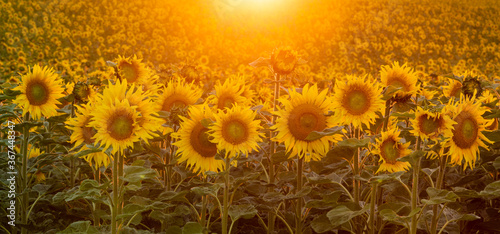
left=462, top=76, right=482, bottom=98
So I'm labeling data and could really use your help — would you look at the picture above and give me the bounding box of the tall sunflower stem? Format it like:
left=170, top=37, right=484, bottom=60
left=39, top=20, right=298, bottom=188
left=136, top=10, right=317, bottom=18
left=353, top=127, right=360, bottom=204
left=431, top=155, right=447, bottom=234
left=268, top=73, right=281, bottom=234
left=369, top=183, right=378, bottom=234
left=296, top=157, right=303, bottom=234
left=410, top=138, right=421, bottom=234
left=118, top=153, right=124, bottom=224
left=20, top=114, right=30, bottom=234
left=112, top=153, right=118, bottom=234
left=222, top=157, right=231, bottom=234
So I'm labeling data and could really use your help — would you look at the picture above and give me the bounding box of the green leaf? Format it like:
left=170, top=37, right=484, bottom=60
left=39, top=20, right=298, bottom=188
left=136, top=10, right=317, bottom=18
left=327, top=205, right=368, bottom=227
left=493, top=156, right=500, bottom=170
left=182, top=222, right=204, bottom=234
left=191, top=183, right=223, bottom=197
left=249, top=57, right=271, bottom=68
left=285, top=186, right=312, bottom=200
left=379, top=207, right=420, bottom=224
left=483, top=130, right=500, bottom=142
left=479, top=180, right=500, bottom=199
left=398, top=150, right=425, bottom=165
left=484, top=109, right=500, bottom=119
left=57, top=221, right=99, bottom=234
left=271, top=150, right=292, bottom=164
left=450, top=214, right=480, bottom=222
left=369, top=171, right=405, bottom=184
left=421, top=187, right=458, bottom=205
left=336, top=138, right=371, bottom=148
left=305, top=126, right=344, bottom=141
left=452, top=187, right=480, bottom=198
left=122, top=165, right=157, bottom=183
left=311, top=214, right=335, bottom=233
left=382, top=86, right=403, bottom=100
left=166, top=226, right=183, bottom=234
left=229, top=204, right=257, bottom=221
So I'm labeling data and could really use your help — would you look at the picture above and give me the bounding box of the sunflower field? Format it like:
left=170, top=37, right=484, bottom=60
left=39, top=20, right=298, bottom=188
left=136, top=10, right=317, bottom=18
left=2, top=0, right=500, bottom=233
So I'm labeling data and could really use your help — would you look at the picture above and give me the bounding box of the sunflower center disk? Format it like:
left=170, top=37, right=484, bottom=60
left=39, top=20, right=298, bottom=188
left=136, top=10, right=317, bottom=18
left=452, top=112, right=478, bottom=149
left=381, top=140, right=399, bottom=164
left=344, top=89, right=370, bottom=115
left=120, top=62, right=138, bottom=82
left=420, top=114, right=440, bottom=135
left=190, top=123, right=217, bottom=157
left=218, top=95, right=235, bottom=109
left=222, top=120, right=248, bottom=144
left=288, top=104, right=326, bottom=141
left=82, top=119, right=97, bottom=144
left=27, top=82, right=49, bottom=106
left=388, top=75, right=408, bottom=92
left=108, top=113, right=134, bottom=140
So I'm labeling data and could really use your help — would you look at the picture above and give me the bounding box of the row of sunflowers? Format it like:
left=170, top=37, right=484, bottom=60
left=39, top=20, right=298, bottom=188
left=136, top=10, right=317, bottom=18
left=1, top=0, right=500, bottom=233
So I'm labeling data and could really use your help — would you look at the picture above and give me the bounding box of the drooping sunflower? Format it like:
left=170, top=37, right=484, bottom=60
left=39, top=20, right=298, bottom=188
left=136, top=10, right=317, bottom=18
left=173, top=105, right=224, bottom=174
left=373, top=127, right=412, bottom=173
left=332, top=75, right=384, bottom=129
left=66, top=102, right=111, bottom=168
left=14, top=64, right=65, bottom=120
left=209, top=77, right=250, bottom=110
left=410, top=107, right=455, bottom=141
left=444, top=95, right=493, bottom=169
left=209, top=104, right=263, bottom=158
left=380, top=62, right=418, bottom=98
left=270, top=46, right=299, bottom=75
left=90, top=98, right=143, bottom=154
left=116, top=55, right=148, bottom=84
left=274, top=84, right=343, bottom=161
left=157, top=79, right=202, bottom=112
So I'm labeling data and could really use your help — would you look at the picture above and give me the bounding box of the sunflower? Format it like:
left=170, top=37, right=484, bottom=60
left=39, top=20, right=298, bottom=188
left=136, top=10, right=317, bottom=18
left=173, top=105, right=224, bottom=174
left=444, top=95, right=493, bottom=169
left=66, top=103, right=111, bottom=168
left=73, top=82, right=97, bottom=103
left=116, top=55, right=148, bottom=83
left=380, top=62, right=418, bottom=98
left=13, top=64, right=65, bottom=120
left=157, top=79, right=202, bottom=112
left=209, top=104, right=263, bottom=158
left=90, top=98, right=143, bottom=154
left=373, top=127, right=412, bottom=173
left=28, top=146, right=44, bottom=159
left=270, top=46, right=299, bottom=75
left=443, top=79, right=462, bottom=98
left=209, top=77, right=250, bottom=110
left=274, top=84, right=343, bottom=161
left=332, top=75, right=384, bottom=129
left=410, top=107, right=455, bottom=141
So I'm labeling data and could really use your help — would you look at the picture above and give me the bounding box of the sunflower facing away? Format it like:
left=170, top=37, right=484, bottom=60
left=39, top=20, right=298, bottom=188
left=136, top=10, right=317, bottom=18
left=209, top=104, right=263, bottom=158
left=443, top=79, right=462, bottom=98
left=380, top=62, right=418, bottom=99
left=116, top=55, right=148, bottom=84
left=173, top=105, right=224, bottom=174
left=270, top=46, right=299, bottom=75
left=444, top=95, right=492, bottom=169
left=66, top=102, right=111, bottom=168
left=14, top=64, right=65, bottom=120
left=332, top=75, right=384, bottom=129
left=274, top=84, right=343, bottom=161
left=410, top=107, right=455, bottom=141
left=373, top=127, right=412, bottom=173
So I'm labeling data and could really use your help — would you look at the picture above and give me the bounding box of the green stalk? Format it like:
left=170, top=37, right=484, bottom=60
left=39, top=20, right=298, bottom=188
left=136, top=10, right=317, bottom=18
left=431, top=155, right=447, bottom=234
left=353, top=128, right=360, bottom=204
left=112, top=153, right=118, bottom=234
left=20, top=114, right=30, bottom=234
left=222, top=157, right=231, bottom=234
left=369, top=183, right=378, bottom=234
left=410, top=139, right=421, bottom=234
left=268, top=73, right=281, bottom=234
left=94, top=167, right=101, bottom=226
left=296, top=157, right=303, bottom=234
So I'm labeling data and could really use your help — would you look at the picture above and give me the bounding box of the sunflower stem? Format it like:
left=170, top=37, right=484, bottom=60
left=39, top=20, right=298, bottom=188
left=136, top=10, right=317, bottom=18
left=296, top=157, right=303, bottom=234
left=118, top=153, right=124, bottom=225
left=112, top=153, right=118, bottom=234
left=222, top=157, right=231, bottom=234
left=268, top=72, right=281, bottom=234
left=431, top=155, right=447, bottom=234
left=353, top=127, right=360, bottom=204
left=20, top=114, right=30, bottom=234
left=369, top=182, right=378, bottom=234
left=410, top=138, right=421, bottom=234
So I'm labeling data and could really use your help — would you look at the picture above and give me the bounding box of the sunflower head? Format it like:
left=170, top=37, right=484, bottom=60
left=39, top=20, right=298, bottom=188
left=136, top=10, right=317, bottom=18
left=410, top=107, right=455, bottom=141
left=274, top=84, right=343, bottom=161
left=209, top=104, right=263, bottom=158
left=209, top=77, right=250, bottom=110
left=116, top=55, right=147, bottom=83
left=332, top=75, right=384, bottom=129
left=13, top=64, right=65, bottom=120
left=180, top=65, right=200, bottom=83
left=271, top=46, right=299, bottom=75
left=443, top=79, right=463, bottom=98
left=445, top=95, right=493, bottom=169
left=73, top=82, right=95, bottom=103
left=462, top=75, right=482, bottom=98
left=380, top=62, right=418, bottom=99
left=173, top=105, right=224, bottom=174
left=373, top=127, right=412, bottom=173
